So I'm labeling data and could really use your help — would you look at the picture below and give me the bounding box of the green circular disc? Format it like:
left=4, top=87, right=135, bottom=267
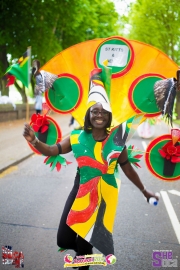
left=45, top=74, right=82, bottom=114
left=129, top=74, right=166, bottom=116
left=29, top=115, right=62, bottom=155
left=145, top=134, right=180, bottom=181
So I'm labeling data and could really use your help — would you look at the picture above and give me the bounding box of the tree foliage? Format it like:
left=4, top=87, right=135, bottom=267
left=122, top=0, right=180, bottom=118
left=0, top=0, right=120, bottom=99
left=126, top=0, right=180, bottom=64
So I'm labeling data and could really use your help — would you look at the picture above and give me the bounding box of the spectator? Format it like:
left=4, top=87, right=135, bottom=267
left=35, top=94, right=42, bottom=114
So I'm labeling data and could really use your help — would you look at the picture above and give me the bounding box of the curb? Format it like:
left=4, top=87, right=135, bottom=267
left=0, top=153, right=34, bottom=174
left=0, top=132, right=70, bottom=175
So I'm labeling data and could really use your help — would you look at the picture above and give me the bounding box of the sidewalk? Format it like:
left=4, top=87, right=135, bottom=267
left=0, top=113, right=72, bottom=173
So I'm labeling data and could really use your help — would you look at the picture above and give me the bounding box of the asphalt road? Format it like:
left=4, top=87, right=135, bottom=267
left=0, top=128, right=180, bottom=270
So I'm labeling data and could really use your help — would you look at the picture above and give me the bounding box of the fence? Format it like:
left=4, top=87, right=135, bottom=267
left=0, top=104, right=35, bottom=122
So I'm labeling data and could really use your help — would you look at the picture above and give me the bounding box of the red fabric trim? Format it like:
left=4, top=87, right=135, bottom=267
left=77, top=156, right=107, bottom=174
left=67, top=177, right=100, bottom=226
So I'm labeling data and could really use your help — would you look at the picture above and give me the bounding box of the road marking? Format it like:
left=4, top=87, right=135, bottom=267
left=141, top=140, right=147, bottom=150
left=168, top=190, right=180, bottom=196
left=160, top=191, right=180, bottom=244
left=0, top=166, right=18, bottom=178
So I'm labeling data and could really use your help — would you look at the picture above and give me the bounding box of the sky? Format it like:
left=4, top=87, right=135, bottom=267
left=112, top=0, right=135, bottom=35
left=112, top=0, right=135, bottom=16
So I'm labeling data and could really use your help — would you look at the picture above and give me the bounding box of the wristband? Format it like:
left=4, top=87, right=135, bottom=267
left=119, top=159, right=129, bottom=166
left=30, top=136, right=40, bottom=147
left=56, top=143, right=62, bottom=154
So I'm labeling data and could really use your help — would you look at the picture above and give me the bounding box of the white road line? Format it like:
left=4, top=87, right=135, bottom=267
left=168, top=190, right=180, bottom=196
left=141, top=140, right=147, bottom=150
left=160, top=191, right=180, bottom=244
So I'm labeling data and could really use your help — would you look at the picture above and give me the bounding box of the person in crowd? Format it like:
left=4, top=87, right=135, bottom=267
left=35, top=93, right=42, bottom=114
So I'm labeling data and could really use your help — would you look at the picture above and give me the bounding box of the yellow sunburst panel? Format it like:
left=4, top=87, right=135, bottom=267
left=42, top=39, right=103, bottom=126
left=110, top=41, right=178, bottom=124
left=41, top=37, right=178, bottom=126
left=87, top=101, right=96, bottom=111
left=101, top=178, right=119, bottom=233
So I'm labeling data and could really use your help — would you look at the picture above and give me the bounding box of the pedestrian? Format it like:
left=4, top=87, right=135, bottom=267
left=35, top=93, right=42, bottom=114
left=69, top=116, right=75, bottom=127
left=23, top=68, right=159, bottom=270
left=69, top=116, right=82, bottom=130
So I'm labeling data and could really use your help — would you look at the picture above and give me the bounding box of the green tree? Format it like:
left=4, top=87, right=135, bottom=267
left=0, top=0, right=120, bottom=102
left=0, top=0, right=61, bottom=98
left=127, top=0, right=180, bottom=63
left=123, top=0, right=180, bottom=118
left=55, top=0, right=120, bottom=48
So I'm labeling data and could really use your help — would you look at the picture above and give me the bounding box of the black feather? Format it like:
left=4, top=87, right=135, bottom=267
left=154, top=78, right=177, bottom=126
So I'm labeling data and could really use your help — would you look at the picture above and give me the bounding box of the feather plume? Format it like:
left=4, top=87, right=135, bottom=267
left=154, top=78, right=177, bottom=126
left=35, top=71, right=58, bottom=94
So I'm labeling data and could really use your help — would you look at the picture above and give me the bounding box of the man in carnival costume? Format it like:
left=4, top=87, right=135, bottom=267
left=23, top=67, right=159, bottom=270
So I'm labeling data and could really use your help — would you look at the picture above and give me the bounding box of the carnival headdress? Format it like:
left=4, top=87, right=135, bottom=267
left=87, top=66, right=112, bottom=112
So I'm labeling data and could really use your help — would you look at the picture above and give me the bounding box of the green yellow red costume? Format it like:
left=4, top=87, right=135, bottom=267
left=67, top=117, right=134, bottom=255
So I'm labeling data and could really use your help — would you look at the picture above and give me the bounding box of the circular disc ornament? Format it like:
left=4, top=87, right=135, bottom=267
left=45, top=73, right=83, bottom=114
left=29, top=115, right=62, bottom=155
left=128, top=74, right=166, bottom=117
left=145, top=134, right=180, bottom=181
left=94, top=36, right=134, bottom=78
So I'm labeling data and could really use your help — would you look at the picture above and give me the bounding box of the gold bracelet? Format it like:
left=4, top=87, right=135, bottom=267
left=30, top=136, right=40, bottom=147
